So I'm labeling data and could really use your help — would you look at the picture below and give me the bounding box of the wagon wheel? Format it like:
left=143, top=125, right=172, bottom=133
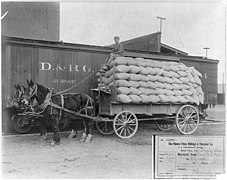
left=11, top=114, right=32, bottom=134
left=95, top=116, right=114, bottom=135
left=113, top=111, right=138, bottom=139
left=156, top=120, right=174, bottom=131
left=176, top=105, right=199, bottom=135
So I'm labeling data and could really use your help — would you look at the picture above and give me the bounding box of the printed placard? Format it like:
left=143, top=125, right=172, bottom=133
left=153, top=136, right=225, bottom=179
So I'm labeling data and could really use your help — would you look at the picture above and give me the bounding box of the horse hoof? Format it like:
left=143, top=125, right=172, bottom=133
left=85, top=134, right=93, bottom=143
left=50, top=140, right=60, bottom=146
left=68, top=130, right=77, bottom=139
left=80, top=133, right=87, bottom=142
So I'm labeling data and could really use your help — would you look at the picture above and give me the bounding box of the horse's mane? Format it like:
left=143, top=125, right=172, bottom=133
left=37, top=83, right=50, bottom=94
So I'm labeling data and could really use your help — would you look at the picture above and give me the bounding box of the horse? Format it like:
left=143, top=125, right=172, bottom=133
left=21, top=79, right=94, bottom=145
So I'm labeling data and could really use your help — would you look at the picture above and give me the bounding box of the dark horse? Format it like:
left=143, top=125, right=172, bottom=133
left=22, top=80, right=94, bottom=145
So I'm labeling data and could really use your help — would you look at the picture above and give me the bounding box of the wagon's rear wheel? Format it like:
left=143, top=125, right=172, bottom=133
left=113, top=111, right=138, bottom=139
left=11, top=114, right=32, bottom=134
left=156, top=120, right=174, bottom=131
left=176, top=105, right=199, bottom=135
left=96, top=116, right=114, bottom=135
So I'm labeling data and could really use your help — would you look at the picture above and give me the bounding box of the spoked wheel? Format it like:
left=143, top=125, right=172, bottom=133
left=176, top=105, right=199, bottom=135
left=113, top=111, right=138, bottom=139
left=156, top=120, right=175, bottom=131
left=96, top=117, right=114, bottom=135
left=11, top=114, right=32, bottom=134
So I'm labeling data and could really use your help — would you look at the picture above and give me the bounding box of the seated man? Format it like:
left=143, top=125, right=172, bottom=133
left=106, top=36, right=124, bottom=66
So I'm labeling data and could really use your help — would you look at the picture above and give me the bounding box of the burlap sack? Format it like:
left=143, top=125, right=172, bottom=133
left=163, top=70, right=172, bottom=77
left=173, top=90, right=184, bottom=96
left=140, top=67, right=150, bottom=75
left=172, top=83, right=182, bottom=90
left=192, top=67, right=202, bottom=77
left=179, top=77, right=190, bottom=84
left=140, top=94, right=151, bottom=103
left=128, top=74, right=141, bottom=81
left=164, top=77, right=174, bottom=84
left=189, top=86, right=198, bottom=95
left=146, top=67, right=157, bottom=75
left=165, top=90, right=175, bottom=96
left=135, top=57, right=145, bottom=61
left=172, top=77, right=182, bottom=84
left=115, top=65, right=130, bottom=73
left=137, top=61, right=148, bottom=67
left=116, top=80, right=130, bottom=87
left=139, top=74, right=149, bottom=81
left=152, top=61, right=162, bottom=68
left=178, top=71, right=188, bottom=77
left=110, top=57, right=128, bottom=67
left=147, top=75, right=158, bottom=81
left=156, top=75, right=165, bottom=83
left=169, top=65, right=180, bottom=72
left=162, top=65, right=172, bottom=71
left=168, top=95, right=179, bottom=103
left=130, top=87, right=142, bottom=95
left=156, top=88, right=166, bottom=95
left=149, top=95, right=160, bottom=103
left=181, top=84, right=190, bottom=89
left=185, top=95, right=196, bottom=104
left=129, top=81, right=140, bottom=88
left=139, top=81, right=150, bottom=88
left=128, top=94, right=142, bottom=103
left=158, top=94, right=170, bottom=103
left=187, top=73, right=195, bottom=83
left=139, top=87, right=150, bottom=95
left=106, top=68, right=114, bottom=77
left=194, top=75, right=202, bottom=85
left=127, top=58, right=138, bottom=66
left=107, top=75, right=114, bottom=84
left=163, top=83, right=174, bottom=90
left=182, top=89, right=193, bottom=96
left=154, top=68, right=164, bottom=75
left=176, top=96, right=188, bottom=103
left=117, top=87, right=131, bottom=95
left=117, top=94, right=132, bottom=103
left=147, top=89, right=159, bottom=95
left=155, top=82, right=165, bottom=89
left=195, top=86, right=203, bottom=94
left=115, top=73, right=129, bottom=80
left=129, top=65, right=141, bottom=74
left=148, top=81, right=157, bottom=89
left=177, top=64, right=188, bottom=71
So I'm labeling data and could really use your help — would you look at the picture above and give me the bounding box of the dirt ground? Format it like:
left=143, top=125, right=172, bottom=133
left=2, top=105, right=226, bottom=179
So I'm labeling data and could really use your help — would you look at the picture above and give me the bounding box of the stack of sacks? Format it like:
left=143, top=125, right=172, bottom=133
left=96, top=57, right=204, bottom=105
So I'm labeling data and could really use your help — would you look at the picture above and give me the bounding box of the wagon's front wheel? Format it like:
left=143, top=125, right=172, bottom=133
left=96, top=116, right=114, bottom=135
left=176, top=105, right=199, bottom=135
left=113, top=111, right=138, bottom=139
left=11, top=114, right=32, bottom=134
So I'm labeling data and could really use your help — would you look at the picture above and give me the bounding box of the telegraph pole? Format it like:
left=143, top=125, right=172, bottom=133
left=203, top=47, right=210, bottom=58
left=157, top=16, right=166, bottom=33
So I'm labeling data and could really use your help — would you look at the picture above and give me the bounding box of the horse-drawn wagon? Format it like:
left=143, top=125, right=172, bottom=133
left=94, top=56, right=205, bottom=138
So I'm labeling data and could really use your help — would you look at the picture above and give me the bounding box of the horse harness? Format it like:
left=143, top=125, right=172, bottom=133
left=29, top=85, right=94, bottom=120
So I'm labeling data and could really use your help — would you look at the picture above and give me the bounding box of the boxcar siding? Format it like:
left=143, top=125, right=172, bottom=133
left=180, top=59, right=218, bottom=104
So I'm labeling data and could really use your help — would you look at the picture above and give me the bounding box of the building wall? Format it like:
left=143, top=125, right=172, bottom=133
left=1, top=2, right=60, bottom=41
